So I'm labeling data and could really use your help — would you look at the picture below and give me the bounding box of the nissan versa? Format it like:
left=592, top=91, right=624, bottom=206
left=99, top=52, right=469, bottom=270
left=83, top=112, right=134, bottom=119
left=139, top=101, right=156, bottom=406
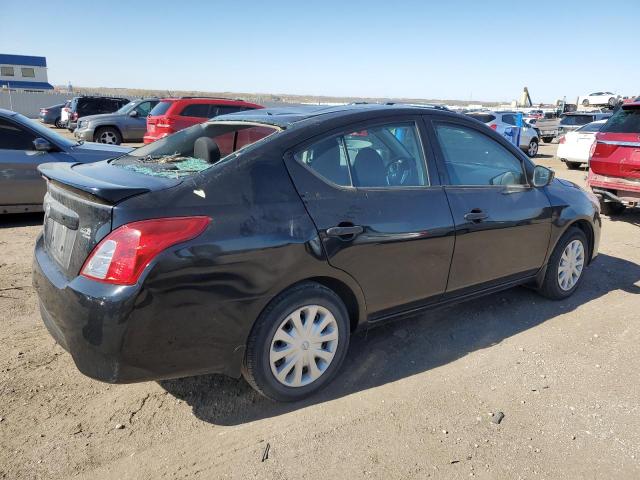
left=33, top=105, right=601, bottom=402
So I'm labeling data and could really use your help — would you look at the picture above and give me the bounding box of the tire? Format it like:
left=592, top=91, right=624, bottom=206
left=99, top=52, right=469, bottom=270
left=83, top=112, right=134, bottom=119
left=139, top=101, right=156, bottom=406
left=565, top=161, right=581, bottom=170
left=242, top=282, right=350, bottom=402
left=582, top=99, right=590, bottom=106
left=608, top=97, right=617, bottom=108
left=538, top=227, right=588, bottom=300
left=600, top=201, right=625, bottom=216
left=526, top=139, right=539, bottom=157
left=54, top=117, right=62, bottom=129
left=542, top=137, right=553, bottom=144
left=94, top=127, right=122, bottom=145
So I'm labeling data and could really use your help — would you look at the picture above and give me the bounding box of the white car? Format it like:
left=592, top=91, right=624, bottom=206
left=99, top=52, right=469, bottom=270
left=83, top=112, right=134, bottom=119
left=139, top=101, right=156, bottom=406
left=578, top=92, right=620, bottom=108
left=466, top=111, right=539, bottom=157
left=556, top=120, right=606, bottom=169
left=60, top=100, right=72, bottom=128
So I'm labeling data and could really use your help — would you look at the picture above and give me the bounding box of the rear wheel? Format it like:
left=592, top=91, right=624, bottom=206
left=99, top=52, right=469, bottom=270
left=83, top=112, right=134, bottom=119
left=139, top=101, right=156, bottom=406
left=600, top=201, right=626, bottom=216
left=94, top=127, right=122, bottom=145
left=582, top=99, right=590, bottom=106
left=608, top=97, right=617, bottom=108
left=242, top=282, right=350, bottom=402
left=542, top=137, right=553, bottom=143
left=538, top=227, right=588, bottom=300
left=565, top=161, right=582, bottom=170
left=54, top=117, right=62, bottom=128
left=526, top=139, right=539, bottom=157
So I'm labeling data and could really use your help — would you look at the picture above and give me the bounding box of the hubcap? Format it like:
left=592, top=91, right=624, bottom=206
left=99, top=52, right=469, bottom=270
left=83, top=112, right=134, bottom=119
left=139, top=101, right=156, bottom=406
left=269, top=305, right=339, bottom=388
left=529, top=141, right=538, bottom=156
left=557, top=239, right=585, bottom=291
left=99, top=131, right=117, bottom=144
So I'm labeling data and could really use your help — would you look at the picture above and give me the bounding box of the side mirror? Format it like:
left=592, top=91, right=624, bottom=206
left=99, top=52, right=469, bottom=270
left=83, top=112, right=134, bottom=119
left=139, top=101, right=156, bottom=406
left=532, top=165, right=554, bottom=187
left=128, top=110, right=138, bottom=117
left=33, top=138, right=53, bottom=152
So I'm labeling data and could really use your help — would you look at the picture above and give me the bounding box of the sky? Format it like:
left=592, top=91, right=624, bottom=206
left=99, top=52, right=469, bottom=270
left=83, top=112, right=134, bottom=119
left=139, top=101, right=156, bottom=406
left=2, top=0, right=639, bottom=103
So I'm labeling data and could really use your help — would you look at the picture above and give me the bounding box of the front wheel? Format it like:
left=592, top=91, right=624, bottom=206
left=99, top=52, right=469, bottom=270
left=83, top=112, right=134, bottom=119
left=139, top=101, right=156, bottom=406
left=608, top=97, right=617, bottom=108
left=526, top=139, right=539, bottom=157
left=94, top=127, right=122, bottom=145
left=242, top=282, right=350, bottom=402
left=538, top=227, right=588, bottom=300
left=582, top=99, right=590, bottom=106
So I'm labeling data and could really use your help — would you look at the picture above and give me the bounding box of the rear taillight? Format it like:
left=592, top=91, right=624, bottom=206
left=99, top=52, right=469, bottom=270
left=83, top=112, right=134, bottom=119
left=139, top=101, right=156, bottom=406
left=81, top=216, right=210, bottom=285
left=558, top=135, right=566, bottom=144
left=589, top=141, right=598, bottom=161
left=72, top=112, right=78, bottom=121
left=41, top=108, right=48, bottom=113
left=156, top=117, right=174, bottom=128
left=489, top=124, right=498, bottom=130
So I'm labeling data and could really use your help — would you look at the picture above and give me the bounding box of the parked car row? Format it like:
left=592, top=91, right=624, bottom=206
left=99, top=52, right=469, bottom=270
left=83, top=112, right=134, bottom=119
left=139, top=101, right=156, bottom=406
left=39, top=95, right=263, bottom=145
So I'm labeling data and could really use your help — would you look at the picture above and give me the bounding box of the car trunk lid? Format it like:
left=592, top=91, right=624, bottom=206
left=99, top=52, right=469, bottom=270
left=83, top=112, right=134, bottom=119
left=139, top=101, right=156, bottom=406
left=38, top=161, right=180, bottom=279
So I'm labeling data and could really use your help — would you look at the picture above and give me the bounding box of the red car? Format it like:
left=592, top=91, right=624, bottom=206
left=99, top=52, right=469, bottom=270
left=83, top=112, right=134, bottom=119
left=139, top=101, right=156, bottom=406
left=144, top=97, right=262, bottom=144
left=588, top=102, right=640, bottom=215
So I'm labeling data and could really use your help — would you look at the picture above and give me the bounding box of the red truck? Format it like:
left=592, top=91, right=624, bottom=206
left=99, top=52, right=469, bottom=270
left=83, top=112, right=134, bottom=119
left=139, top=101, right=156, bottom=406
left=588, top=102, right=640, bottom=215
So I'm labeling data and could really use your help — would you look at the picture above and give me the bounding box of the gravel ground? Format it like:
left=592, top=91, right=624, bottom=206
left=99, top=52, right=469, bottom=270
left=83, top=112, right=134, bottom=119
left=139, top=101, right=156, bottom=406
left=1, top=141, right=639, bottom=479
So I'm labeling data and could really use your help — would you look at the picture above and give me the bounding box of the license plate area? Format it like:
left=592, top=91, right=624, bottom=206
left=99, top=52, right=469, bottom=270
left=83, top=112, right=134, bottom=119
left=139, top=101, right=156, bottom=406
left=44, top=217, right=77, bottom=269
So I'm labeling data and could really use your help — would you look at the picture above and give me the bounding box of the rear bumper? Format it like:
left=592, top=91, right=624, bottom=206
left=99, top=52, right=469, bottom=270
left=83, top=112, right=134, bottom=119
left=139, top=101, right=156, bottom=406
left=32, top=234, right=246, bottom=383
left=588, top=172, right=640, bottom=204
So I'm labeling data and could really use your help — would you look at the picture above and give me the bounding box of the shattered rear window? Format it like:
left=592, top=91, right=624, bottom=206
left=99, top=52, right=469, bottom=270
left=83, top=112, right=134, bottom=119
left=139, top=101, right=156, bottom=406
left=112, top=121, right=279, bottom=178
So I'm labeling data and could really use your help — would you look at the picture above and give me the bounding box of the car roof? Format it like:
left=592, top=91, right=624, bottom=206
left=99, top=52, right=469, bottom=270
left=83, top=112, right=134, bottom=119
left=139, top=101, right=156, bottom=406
left=0, top=108, right=18, bottom=117
left=213, top=103, right=457, bottom=128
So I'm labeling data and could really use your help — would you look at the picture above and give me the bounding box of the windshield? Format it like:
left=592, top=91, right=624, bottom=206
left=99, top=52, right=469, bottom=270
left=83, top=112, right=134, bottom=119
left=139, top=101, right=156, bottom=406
left=560, top=115, right=593, bottom=126
left=16, top=113, right=76, bottom=148
left=113, top=121, right=280, bottom=178
left=116, top=101, right=136, bottom=114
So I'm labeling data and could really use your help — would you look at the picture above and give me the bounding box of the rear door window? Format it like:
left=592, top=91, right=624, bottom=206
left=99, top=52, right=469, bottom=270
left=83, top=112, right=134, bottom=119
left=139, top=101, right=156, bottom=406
left=467, top=113, right=496, bottom=123
left=149, top=101, right=173, bottom=116
left=560, top=115, right=592, bottom=126
left=181, top=104, right=211, bottom=118
left=134, top=101, right=155, bottom=117
left=601, top=108, right=640, bottom=133
left=501, top=114, right=517, bottom=126
left=295, top=121, right=428, bottom=188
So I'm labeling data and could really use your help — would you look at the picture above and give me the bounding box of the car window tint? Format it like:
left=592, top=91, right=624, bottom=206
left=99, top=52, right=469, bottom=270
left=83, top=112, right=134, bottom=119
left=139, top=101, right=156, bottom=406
left=467, top=113, right=495, bottom=123
left=150, top=101, right=172, bottom=116
left=502, top=114, right=517, bottom=125
left=134, top=101, right=153, bottom=116
left=215, top=105, right=246, bottom=116
left=295, top=136, right=351, bottom=186
left=344, top=123, right=428, bottom=187
left=601, top=108, right=640, bottom=133
left=435, top=123, right=526, bottom=186
left=181, top=104, right=211, bottom=118
left=577, top=122, right=603, bottom=133
left=0, top=118, right=36, bottom=150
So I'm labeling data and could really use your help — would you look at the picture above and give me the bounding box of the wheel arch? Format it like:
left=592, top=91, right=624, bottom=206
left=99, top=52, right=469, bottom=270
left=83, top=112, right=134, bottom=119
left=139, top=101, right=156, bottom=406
left=93, top=124, right=123, bottom=141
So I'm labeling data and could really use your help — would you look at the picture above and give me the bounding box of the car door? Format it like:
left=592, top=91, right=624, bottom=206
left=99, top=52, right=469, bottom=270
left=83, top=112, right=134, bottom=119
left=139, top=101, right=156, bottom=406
left=428, top=119, right=552, bottom=293
left=0, top=117, right=52, bottom=207
left=284, top=117, right=455, bottom=319
left=127, top=101, right=156, bottom=140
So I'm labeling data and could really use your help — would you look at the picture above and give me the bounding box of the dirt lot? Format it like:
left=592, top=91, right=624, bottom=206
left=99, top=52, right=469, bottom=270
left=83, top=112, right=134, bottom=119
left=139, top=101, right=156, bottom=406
left=1, top=141, right=639, bottom=479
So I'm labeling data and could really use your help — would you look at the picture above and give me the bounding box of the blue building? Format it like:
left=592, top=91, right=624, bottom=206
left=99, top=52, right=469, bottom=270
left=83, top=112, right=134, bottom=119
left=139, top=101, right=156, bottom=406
left=0, top=54, right=54, bottom=91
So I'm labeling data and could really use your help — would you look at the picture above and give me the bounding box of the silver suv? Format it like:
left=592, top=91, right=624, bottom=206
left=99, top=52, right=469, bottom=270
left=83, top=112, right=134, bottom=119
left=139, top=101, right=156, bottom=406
left=466, top=111, right=540, bottom=157
left=74, top=98, right=159, bottom=145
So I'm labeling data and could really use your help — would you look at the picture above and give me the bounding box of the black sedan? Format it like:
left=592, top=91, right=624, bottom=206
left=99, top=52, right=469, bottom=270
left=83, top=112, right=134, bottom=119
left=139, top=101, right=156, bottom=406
left=33, top=104, right=601, bottom=401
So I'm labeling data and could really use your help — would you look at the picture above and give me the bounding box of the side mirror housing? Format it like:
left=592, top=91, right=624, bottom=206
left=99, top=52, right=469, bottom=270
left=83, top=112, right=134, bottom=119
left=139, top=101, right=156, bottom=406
left=33, top=137, right=54, bottom=152
left=532, top=165, right=554, bottom=187
left=129, top=110, right=138, bottom=117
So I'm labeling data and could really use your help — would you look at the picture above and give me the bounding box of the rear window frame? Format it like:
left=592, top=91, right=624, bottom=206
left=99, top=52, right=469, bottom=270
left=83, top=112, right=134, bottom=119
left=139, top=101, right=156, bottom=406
left=600, top=107, right=640, bottom=134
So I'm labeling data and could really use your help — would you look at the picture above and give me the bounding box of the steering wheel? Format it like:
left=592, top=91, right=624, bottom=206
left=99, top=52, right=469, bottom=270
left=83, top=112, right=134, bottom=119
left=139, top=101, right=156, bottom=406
left=386, top=157, right=415, bottom=186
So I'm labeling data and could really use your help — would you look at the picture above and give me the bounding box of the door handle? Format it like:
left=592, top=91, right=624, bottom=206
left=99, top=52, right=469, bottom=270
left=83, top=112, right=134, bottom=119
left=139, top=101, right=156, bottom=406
left=326, top=225, right=364, bottom=238
left=464, top=210, right=488, bottom=222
